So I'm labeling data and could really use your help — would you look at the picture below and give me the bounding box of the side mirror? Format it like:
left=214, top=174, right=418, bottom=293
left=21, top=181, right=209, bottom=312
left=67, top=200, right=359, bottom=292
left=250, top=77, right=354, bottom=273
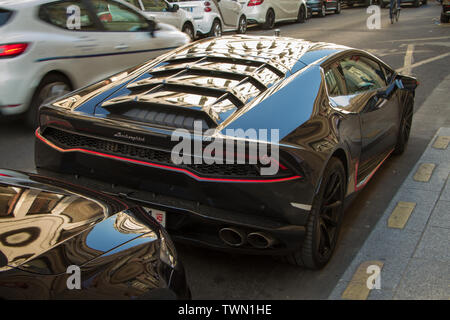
left=171, top=4, right=179, bottom=12
left=146, top=19, right=156, bottom=37
left=396, top=74, right=419, bottom=91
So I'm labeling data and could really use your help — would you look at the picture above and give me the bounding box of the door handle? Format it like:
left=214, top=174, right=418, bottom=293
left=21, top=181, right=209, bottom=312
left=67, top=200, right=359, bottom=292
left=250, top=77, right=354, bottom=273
left=115, top=44, right=129, bottom=50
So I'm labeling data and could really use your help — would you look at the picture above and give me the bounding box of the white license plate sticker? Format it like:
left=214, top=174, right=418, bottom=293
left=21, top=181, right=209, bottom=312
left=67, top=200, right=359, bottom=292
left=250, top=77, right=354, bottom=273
left=145, top=208, right=166, bottom=227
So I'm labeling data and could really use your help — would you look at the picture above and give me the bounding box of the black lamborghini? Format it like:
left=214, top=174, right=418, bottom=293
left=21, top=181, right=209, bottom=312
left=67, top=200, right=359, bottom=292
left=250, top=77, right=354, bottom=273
left=0, top=169, right=190, bottom=299
left=35, top=35, right=418, bottom=269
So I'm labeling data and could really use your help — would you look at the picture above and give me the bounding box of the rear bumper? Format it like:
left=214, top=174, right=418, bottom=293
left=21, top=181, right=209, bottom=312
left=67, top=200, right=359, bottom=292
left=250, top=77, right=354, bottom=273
left=35, top=126, right=313, bottom=254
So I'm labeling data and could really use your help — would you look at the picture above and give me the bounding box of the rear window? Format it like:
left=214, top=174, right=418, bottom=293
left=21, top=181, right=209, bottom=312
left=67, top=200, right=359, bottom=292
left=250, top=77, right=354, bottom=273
left=0, top=9, right=13, bottom=27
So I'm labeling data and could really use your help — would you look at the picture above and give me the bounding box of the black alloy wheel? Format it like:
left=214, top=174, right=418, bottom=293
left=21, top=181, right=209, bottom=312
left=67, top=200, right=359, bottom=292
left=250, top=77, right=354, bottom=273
left=283, top=157, right=346, bottom=269
left=263, top=9, right=276, bottom=29
left=297, top=4, right=306, bottom=23
left=319, top=3, right=326, bottom=17
left=335, top=1, right=342, bottom=13
left=237, top=15, right=247, bottom=34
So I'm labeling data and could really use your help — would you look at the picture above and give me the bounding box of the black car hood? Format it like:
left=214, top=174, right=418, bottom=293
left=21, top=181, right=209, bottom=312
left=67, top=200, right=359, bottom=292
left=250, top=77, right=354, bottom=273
left=0, top=170, right=158, bottom=275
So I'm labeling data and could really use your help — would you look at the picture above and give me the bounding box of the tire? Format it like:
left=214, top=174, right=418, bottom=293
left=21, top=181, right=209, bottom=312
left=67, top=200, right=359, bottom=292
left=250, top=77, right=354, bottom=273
left=441, top=12, right=450, bottom=23
left=209, top=19, right=222, bottom=37
left=319, top=3, right=326, bottom=17
left=182, top=22, right=195, bottom=40
left=393, top=100, right=413, bottom=155
left=422, top=0, right=427, bottom=4
left=282, top=157, right=346, bottom=269
left=26, top=74, right=72, bottom=128
left=297, top=5, right=306, bottom=23
left=237, top=15, right=247, bottom=34
left=263, top=9, right=275, bottom=29
left=413, top=0, right=420, bottom=7
left=335, top=1, right=341, bottom=13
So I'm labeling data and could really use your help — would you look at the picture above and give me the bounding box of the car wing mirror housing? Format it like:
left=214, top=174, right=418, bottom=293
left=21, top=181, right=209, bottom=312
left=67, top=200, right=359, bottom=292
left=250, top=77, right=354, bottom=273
left=147, top=19, right=156, bottom=37
left=396, top=74, right=419, bottom=92
left=171, top=4, right=180, bottom=12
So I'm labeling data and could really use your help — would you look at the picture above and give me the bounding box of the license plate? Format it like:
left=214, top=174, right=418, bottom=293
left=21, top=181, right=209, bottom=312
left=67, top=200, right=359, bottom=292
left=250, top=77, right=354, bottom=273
left=144, top=208, right=166, bottom=227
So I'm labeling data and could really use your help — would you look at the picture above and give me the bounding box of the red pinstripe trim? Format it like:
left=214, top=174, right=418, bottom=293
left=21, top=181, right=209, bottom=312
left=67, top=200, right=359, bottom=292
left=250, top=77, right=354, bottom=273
left=354, top=149, right=394, bottom=191
left=36, top=128, right=302, bottom=184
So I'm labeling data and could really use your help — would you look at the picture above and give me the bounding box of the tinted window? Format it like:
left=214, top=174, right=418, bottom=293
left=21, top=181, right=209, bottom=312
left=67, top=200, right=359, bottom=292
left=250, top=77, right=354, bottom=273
left=141, top=0, right=170, bottom=11
left=91, top=0, right=149, bottom=32
left=339, top=55, right=386, bottom=94
left=38, top=1, right=97, bottom=31
left=325, top=68, right=346, bottom=97
left=0, top=9, right=13, bottom=27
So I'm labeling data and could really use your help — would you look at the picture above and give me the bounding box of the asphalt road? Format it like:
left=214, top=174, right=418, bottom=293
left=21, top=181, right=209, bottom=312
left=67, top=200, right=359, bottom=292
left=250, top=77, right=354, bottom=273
left=0, top=1, right=448, bottom=300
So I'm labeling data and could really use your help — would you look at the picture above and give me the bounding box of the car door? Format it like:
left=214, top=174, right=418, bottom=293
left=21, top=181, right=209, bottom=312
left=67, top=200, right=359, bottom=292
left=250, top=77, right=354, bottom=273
left=338, top=54, right=400, bottom=179
left=36, top=0, right=108, bottom=87
left=85, top=0, right=171, bottom=79
left=215, top=0, right=241, bottom=27
left=138, top=0, right=181, bottom=28
left=284, top=0, right=300, bottom=19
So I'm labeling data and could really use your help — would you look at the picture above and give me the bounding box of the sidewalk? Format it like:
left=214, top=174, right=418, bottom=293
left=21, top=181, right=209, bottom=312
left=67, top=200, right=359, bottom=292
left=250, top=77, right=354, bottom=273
left=328, top=74, right=450, bottom=300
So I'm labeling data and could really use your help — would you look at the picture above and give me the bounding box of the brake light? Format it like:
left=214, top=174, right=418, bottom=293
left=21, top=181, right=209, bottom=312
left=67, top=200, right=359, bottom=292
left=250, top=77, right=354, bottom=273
left=248, top=0, right=264, bottom=6
left=0, top=43, right=28, bottom=58
left=204, top=1, right=212, bottom=12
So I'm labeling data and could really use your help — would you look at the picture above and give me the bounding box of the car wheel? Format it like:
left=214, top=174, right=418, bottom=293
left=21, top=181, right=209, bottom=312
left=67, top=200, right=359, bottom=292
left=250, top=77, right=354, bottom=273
left=209, top=20, right=222, bottom=37
left=263, top=9, right=275, bottom=29
left=335, top=1, right=341, bottom=13
left=237, top=15, right=247, bottom=34
left=26, top=74, right=72, bottom=128
left=441, top=12, right=450, bottom=23
left=297, top=5, right=306, bottom=23
left=283, top=157, right=346, bottom=269
left=393, top=100, right=413, bottom=155
left=319, top=3, right=326, bottom=17
left=182, top=22, right=195, bottom=40
left=422, top=0, right=427, bottom=4
left=413, top=0, right=420, bottom=7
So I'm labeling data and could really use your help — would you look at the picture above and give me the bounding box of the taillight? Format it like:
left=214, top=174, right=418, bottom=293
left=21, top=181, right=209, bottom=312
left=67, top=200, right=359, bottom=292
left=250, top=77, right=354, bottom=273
left=204, top=1, right=212, bottom=12
left=248, top=0, right=264, bottom=6
left=0, top=43, right=28, bottom=58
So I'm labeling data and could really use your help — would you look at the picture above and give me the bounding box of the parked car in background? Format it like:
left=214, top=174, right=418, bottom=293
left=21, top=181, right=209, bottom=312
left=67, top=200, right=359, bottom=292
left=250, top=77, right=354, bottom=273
left=344, top=0, right=373, bottom=7
left=379, top=0, right=427, bottom=7
left=125, top=0, right=197, bottom=39
left=0, top=169, right=190, bottom=299
left=35, top=35, right=418, bottom=270
left=166, top=0, right=247, bottom=37
left=0, top=0, right=190, bottom=127
left=243, top=0, right=309, bottom=29
left=442, top=0, right=450, bottom=22
left=307, top=0, right=341, bottom=17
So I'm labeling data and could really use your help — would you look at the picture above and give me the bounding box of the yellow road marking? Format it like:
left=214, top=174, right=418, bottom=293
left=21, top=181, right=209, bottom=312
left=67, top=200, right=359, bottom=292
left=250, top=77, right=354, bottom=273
left=413, top=163, right=436, bottom=182
left=341, top=261, right=384, bottom=300
left=402, top=44, right=414, bottom=75
left=433, top=136, right=450, bottom=150
left=388, top=201, right=416, bottom=229
left=397, top=52, right=450, bottom=73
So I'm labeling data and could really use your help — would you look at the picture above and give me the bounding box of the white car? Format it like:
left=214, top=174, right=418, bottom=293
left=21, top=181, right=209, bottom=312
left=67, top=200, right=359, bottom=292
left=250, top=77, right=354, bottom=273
left=0, top=0, right=190, bottom=126
left=166, top=0, right=247, bottom=37
left=243, top=0, right=309, bottom=29
left=125, top=0, right=197, bottom=39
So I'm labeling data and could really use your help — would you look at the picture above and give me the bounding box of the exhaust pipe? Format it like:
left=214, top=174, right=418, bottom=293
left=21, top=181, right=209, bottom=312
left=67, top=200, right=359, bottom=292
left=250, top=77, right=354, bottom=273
left=247, top=232, right=277, bottom=249
left=219, top=228, right=246, bottom=247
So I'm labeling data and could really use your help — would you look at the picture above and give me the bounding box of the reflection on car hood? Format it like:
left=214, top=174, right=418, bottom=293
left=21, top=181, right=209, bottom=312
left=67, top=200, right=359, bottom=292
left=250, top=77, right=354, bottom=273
left=0, top=170, right=157, bottom=275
